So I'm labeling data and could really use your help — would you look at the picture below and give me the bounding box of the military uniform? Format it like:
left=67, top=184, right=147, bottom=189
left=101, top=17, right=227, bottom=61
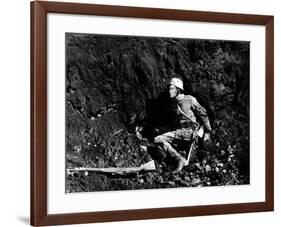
left=154, top=94, right=212, bottom=165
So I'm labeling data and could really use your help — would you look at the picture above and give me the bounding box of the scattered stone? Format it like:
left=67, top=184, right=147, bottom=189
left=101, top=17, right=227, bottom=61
left=217, top=163, right=224, bottom=167
left=205, top=165, right=211, bottom=173
left=168, top=181, right=176, bottom=186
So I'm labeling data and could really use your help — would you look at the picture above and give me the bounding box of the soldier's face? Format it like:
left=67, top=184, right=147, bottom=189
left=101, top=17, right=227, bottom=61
left=169, top=85, right=178, bottom=99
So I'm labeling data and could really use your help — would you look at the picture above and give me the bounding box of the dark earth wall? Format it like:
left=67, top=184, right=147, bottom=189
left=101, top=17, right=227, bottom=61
left=66, top=33, right=250, bottom=192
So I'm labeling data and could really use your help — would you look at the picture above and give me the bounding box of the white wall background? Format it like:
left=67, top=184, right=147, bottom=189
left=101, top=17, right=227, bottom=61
left=0, top=0, right=279, bottom=226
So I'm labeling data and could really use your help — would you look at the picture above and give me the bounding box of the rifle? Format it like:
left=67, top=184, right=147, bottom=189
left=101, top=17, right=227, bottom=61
left=186, top=125, right=204, bottom=166
left=67, top=160, right=156, bottom=176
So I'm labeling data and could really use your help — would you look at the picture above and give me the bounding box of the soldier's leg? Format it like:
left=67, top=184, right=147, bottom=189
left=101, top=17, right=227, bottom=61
left=175, top=128, right=194, bottom=141
left=154, top=131, right=187, bottom=164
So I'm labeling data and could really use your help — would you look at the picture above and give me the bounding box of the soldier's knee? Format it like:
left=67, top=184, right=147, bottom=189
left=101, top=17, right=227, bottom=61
left=154, top=135, right=164, bottom=143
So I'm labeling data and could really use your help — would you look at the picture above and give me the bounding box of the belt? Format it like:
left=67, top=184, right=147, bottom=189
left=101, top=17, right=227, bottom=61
left=178, top=120, right=198, bottom=130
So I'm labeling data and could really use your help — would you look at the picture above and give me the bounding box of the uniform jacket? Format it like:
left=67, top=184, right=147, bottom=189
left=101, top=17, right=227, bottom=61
left=176, top=94, right=212, bottom=132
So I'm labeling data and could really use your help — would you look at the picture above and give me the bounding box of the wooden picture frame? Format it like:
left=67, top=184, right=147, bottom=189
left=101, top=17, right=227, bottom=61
left=31, top=1, right=274, bottom=226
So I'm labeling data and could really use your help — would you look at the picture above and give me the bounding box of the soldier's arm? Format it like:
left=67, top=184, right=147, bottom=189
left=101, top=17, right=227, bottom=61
left=190, top=97, right=212, bottom=132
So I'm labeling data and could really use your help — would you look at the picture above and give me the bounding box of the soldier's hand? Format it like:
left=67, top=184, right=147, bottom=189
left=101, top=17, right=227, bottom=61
left=203, top=132, right=211, bottom=143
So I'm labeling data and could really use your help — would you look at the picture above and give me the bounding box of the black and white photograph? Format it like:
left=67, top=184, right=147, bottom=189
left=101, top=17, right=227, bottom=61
left=65, top=33, right=250, bottom=193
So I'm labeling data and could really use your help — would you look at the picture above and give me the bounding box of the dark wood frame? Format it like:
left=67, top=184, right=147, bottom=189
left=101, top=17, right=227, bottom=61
left=31, top=1, right=274, bottom=226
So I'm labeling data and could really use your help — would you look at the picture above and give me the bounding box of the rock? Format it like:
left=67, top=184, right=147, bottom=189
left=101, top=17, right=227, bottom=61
left=168, top=181, right=176, bottom=186
left=73, top=145, right=81, bottom=153
left=217, top=163, right=224, bottom=167
left=194, top=163, right=201, bottom=169
left=139, top=145, right=148, bottom=152
left=191, top=179, right=201, bottom=185
left=205, top=165, right=211, bottom=173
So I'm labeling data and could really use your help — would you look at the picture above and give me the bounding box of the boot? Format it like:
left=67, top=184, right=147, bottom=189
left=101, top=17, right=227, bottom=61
left=163, top=142, right=188, bottom=174
left=171, top=159, right=186, bottom=174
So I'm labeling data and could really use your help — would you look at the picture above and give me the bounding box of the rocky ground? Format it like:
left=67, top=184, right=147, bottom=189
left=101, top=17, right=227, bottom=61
left=65, top=33, right=250, bottom=193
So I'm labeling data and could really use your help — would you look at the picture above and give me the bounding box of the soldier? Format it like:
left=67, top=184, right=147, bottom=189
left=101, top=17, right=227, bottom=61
left=154, top=78, right=212, bottom=174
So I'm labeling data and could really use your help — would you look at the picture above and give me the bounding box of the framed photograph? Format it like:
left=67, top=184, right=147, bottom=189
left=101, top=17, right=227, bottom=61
left=31, top=1, right=274, bottom=226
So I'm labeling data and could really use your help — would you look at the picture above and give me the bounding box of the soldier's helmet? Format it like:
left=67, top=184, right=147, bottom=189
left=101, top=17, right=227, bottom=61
left=170, top=78, right=184, bottom=90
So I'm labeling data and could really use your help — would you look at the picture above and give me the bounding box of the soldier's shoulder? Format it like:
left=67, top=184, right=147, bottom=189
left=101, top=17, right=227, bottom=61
left=184, top=95, right=195, bottom=99
left=177, top=95, right=197, bottom=105
left=182, top=95, right=197, bottom=102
